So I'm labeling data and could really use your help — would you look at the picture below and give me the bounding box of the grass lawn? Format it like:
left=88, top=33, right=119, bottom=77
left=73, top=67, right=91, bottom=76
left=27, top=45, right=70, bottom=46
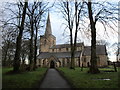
left=2, top=67, right=47, bottom=88
left=58, top=66, right=119, bottom=88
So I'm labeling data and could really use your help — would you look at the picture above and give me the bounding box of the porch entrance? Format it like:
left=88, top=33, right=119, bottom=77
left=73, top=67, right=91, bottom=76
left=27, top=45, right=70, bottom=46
left=50, top=61, right=55, bottom=68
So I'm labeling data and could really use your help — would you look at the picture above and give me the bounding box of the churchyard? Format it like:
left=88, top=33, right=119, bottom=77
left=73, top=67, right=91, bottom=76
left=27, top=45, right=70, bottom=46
left=2, top=65, right=119, bottom=88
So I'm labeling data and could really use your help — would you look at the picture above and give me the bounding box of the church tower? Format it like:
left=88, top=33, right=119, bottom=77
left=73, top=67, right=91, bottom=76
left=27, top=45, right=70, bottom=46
left=40, top=13, right=56, bottom=52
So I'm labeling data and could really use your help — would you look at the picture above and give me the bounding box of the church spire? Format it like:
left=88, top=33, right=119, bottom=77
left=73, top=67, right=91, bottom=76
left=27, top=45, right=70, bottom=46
left=45, top=12, right=52, bottom=37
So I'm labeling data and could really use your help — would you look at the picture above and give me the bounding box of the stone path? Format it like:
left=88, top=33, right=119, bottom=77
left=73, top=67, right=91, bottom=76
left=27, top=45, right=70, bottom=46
left=39, top=69, right=72, bottom=88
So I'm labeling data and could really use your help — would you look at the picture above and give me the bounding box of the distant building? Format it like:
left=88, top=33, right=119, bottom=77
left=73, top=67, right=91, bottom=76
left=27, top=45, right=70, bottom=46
left=37, top=13, right=108, bottom=68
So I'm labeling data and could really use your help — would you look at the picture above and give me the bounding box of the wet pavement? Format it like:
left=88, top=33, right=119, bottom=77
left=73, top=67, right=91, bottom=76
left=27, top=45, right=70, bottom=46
left=39, top=69, right=72, bottom=88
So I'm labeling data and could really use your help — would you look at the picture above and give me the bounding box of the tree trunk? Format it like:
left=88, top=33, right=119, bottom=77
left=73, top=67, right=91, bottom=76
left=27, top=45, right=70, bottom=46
left=70, top=47, right=75, bottom=69
left=88, top=1, right=100, bottom=74
left=81, top=63, right=83, bottom=71
left=13, top=1, right=28, bottom=72
left=78, top=58, right=80, bottom=67
left=70, top=29, right=75, bottom=69
left=29, top=28, right=34, bottom=70
left=66, top=2, right=75, bottom=69
left=113, top=62, right=117, bottom=72
left=33, top=22, right=38, bottom=70
left=71, top=1, right=79, bottom=69
left=28, top=15, right=34, bottom=71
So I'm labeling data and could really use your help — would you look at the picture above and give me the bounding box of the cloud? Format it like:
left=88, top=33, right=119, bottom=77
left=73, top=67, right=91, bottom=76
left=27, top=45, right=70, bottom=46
left=50, top=12, right=69, bottom=44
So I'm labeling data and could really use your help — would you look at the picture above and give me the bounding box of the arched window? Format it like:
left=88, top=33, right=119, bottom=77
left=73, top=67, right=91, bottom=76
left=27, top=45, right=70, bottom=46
left=52, top=49, right=54, bottom=52
left=43, top=59, right=45, bottom=65
left=66, top=48, right=68, bottom=51
left=59, top=48, right=61, bottom=52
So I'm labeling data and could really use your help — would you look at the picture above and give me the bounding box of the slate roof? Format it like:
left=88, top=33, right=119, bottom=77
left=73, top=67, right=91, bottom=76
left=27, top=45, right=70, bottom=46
left=50, top=43, right=84, bottom=49
left=83, top=45, right=107, bottom=56
left=37, top=51, right=82, bottom=59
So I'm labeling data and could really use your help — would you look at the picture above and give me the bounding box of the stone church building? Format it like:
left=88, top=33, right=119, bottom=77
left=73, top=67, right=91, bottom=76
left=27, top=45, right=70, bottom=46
left=37, top=14, right=108, bottom=68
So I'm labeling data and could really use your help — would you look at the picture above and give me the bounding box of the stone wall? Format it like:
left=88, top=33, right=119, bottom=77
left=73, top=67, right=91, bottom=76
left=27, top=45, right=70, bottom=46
left=49, top=46, right=82, bottom=53
left=82, top=55, right=108, bottom=67
left=40, top=35, right=56, bottom=52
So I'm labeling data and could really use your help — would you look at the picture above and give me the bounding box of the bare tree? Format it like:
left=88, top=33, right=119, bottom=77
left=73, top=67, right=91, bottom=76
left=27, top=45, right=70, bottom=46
left=84, top=0, right=118, bottom=73
left=58, top=0, right=84, bottom=69
left=1, top=5, right=19, bottom=66
left=20, top=40, right=29, bottom=64
left=27, top=2, right=35, bottom=71
left=26, top=1, right=53, bottom=71
left=2, top=26, right=16, bottom=66
left=87, top=0, right=100, bottom=73
left=33, top=6, right=42, bottom=70
left=111, top=42, right=120, bottom=62
left=13, top=0, right=28, bottom=72
left=59, top=0, right=118, bottom=72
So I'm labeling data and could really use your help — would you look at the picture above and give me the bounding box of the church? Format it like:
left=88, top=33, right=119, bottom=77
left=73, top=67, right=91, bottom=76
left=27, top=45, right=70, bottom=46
left=37, top=14, right=108, bottom=68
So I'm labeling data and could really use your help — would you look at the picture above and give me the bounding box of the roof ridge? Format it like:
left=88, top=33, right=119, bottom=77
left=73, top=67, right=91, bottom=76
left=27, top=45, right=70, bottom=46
left=50, top=43, right=83, bottom=49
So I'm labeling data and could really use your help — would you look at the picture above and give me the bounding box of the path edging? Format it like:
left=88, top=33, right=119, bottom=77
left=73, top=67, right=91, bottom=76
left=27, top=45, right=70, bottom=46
left=56, top=68, right=75, bottom=88
left=36, top=68, right=49, bottom=88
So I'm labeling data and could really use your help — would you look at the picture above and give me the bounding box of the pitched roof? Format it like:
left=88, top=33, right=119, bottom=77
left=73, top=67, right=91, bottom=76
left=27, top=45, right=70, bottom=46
left=83, top=45, right=107, bottom=56
left=50, top=43, right=84, bottom=49
left=37, top=51, right=82, bottom=59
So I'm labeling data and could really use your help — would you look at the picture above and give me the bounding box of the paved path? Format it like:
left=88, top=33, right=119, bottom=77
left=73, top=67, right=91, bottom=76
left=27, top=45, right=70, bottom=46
left=39, top=69, right=72, bottom=88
